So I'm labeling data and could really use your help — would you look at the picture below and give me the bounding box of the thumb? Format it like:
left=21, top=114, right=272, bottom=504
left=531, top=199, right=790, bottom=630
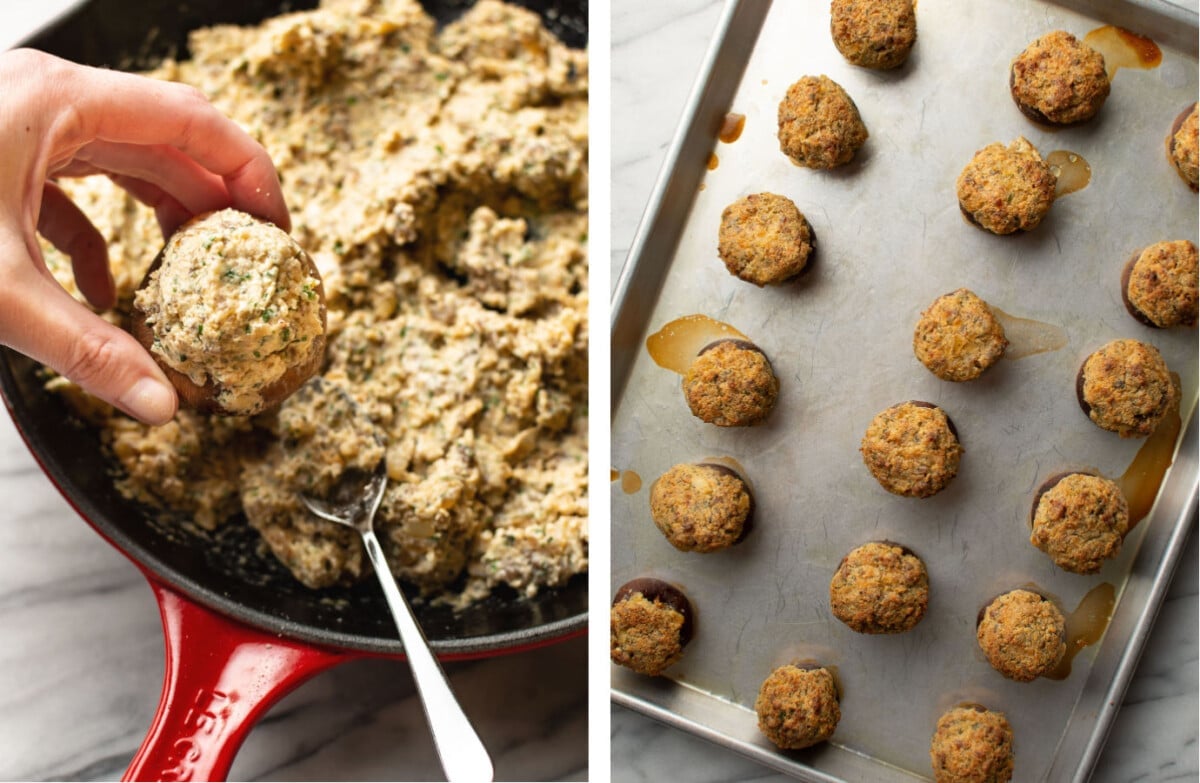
left=3, top=270, right=177, bottom=425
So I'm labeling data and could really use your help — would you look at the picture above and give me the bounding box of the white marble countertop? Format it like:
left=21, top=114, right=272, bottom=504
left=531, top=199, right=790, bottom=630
left=0, top=4, right=585, bottom=782
left=610, top=1, right=1198, bottom=781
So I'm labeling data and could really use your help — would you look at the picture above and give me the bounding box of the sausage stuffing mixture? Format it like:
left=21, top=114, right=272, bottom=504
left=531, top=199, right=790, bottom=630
left=976, top=589, right=1066, bottom=682
left=829, top=541, right=929, bottom=634
left=956, top=137, right=1056, bottom=235
left=1009, top=30, right=1110, bottom=126
left=717, top=192, right=814, bottom=287
left=609, top=584, right=691, bottom=677
left=41, top=0, right=588, bottom=606
left=929, top=705, right=1014, bottom=783
left=776, top=75, right=869, bottom=170
left=1078, top=338, right=1177, bottom=438
left=682, top=339, right=780, bottom=427
left=1030, top=472, right=1129, bottom=574
left=649, top=462, right=752, bottom=552
left=134, top=208, right=326, bottom=416
left=754, top=663, right=841, bottom=750
left=830, top=0, right=917, bottom=71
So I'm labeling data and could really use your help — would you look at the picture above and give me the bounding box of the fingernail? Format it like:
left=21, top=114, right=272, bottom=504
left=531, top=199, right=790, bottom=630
left=118, top=378, right=176, bottom=425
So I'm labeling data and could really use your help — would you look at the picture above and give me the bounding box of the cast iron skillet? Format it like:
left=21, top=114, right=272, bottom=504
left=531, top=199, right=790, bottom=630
left=4, top=1, right=587, bottom=778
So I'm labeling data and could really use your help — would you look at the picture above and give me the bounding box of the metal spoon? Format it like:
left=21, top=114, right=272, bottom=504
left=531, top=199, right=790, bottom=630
left=295, top=384, right=494, bottom=783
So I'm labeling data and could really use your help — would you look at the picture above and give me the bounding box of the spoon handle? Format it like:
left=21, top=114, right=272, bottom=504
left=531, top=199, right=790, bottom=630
left=360, top=528, right=495, bottom=783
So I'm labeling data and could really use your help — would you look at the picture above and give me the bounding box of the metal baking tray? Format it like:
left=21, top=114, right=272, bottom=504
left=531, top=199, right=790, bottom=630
left=609, top=1, right=1199, bottom=781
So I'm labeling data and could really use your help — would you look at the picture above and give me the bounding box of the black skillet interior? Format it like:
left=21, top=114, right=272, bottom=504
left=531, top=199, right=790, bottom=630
left=5, top=0, right=587, bottom=656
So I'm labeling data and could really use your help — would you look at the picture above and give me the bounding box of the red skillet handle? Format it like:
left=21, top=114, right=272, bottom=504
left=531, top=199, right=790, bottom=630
left=124, top=576, right=351, bottom=782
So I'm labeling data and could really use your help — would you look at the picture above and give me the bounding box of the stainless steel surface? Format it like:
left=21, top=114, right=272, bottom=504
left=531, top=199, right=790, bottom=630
left=610, top=1, right=1200, bottom=781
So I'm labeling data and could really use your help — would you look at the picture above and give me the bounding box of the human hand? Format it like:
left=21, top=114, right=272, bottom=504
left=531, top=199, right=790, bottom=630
left=0, top=48, right=290, bottom=425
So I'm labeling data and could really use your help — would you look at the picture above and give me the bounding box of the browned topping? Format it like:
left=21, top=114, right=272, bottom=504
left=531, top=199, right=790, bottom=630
left=777, top=75, right=868, bottom=169
left=977, top=589, right=1066, bottom=682
left=612, top=577, right=695, bottom=642
left=957, top=137, right=1056, bottom=235
left=913, top=289, right=1009, bottom=382
left=649, top=463, right=752, bottom=552
left=860, top=401, right=962, bottom=498
left=1169, top=103, right=1199, bottom=190
left=1031, top=472, right=1129, bottom=574
left=930, top=705, right=1015, bottom=783
left=611, top=579, right=694, bottom=676
left=718, top=193, right=814, bottom=286
left=1010, top=30, right=1110, bottom=125
left=754, top=664, right=841, bottom=749
left=830, top=541, right=929, bottom=633
left=1078, top=339, right=1177, bottom=438
left=1123, top=240, right=1198, bottom=328
left=683, top=340, right=779, bottom=427
left=1030, top=470, right=1083, bottom=524
left=830, top=0, right=917, bottom=70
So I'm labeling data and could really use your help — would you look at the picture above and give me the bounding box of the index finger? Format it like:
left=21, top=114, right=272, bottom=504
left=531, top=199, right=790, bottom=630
left=54, top=57, right=290, bottom=231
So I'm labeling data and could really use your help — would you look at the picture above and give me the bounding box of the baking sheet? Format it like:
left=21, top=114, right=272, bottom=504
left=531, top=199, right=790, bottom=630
left=610, top=1, right=1200, bottom=781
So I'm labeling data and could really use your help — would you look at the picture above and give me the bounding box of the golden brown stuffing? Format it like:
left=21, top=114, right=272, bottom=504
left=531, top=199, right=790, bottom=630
left=860, top=401, right=962, bottom=498
left=1078, top=338, right=1178, bottom=438
left=754, top=664, right=841, bottom=750
left=1031, top=472, right=1129, bottom=574
left=830, top=541, right=928, bottom=633
left=610, top=584, right=691, bottom=676
left=777, top=75, right=868, bottom=169
left=649, top=463, right=751, bottom=552
left=977, top=589, right=1065, bottom=682
left=718, top=193, right=813, bottom=286
left=930, top=705, right=1015, bottom=783
left=913, top=289, right=1008, bottom=382
left=830, top=0, right=917, bottom=70
left=1010, top=30, right=1110, bottom=125
left=682, top=340, right=780, bottom=427
left=1124, top=240, right=1198, bottom=328
left=957, top=137, right=1056, bottom=235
